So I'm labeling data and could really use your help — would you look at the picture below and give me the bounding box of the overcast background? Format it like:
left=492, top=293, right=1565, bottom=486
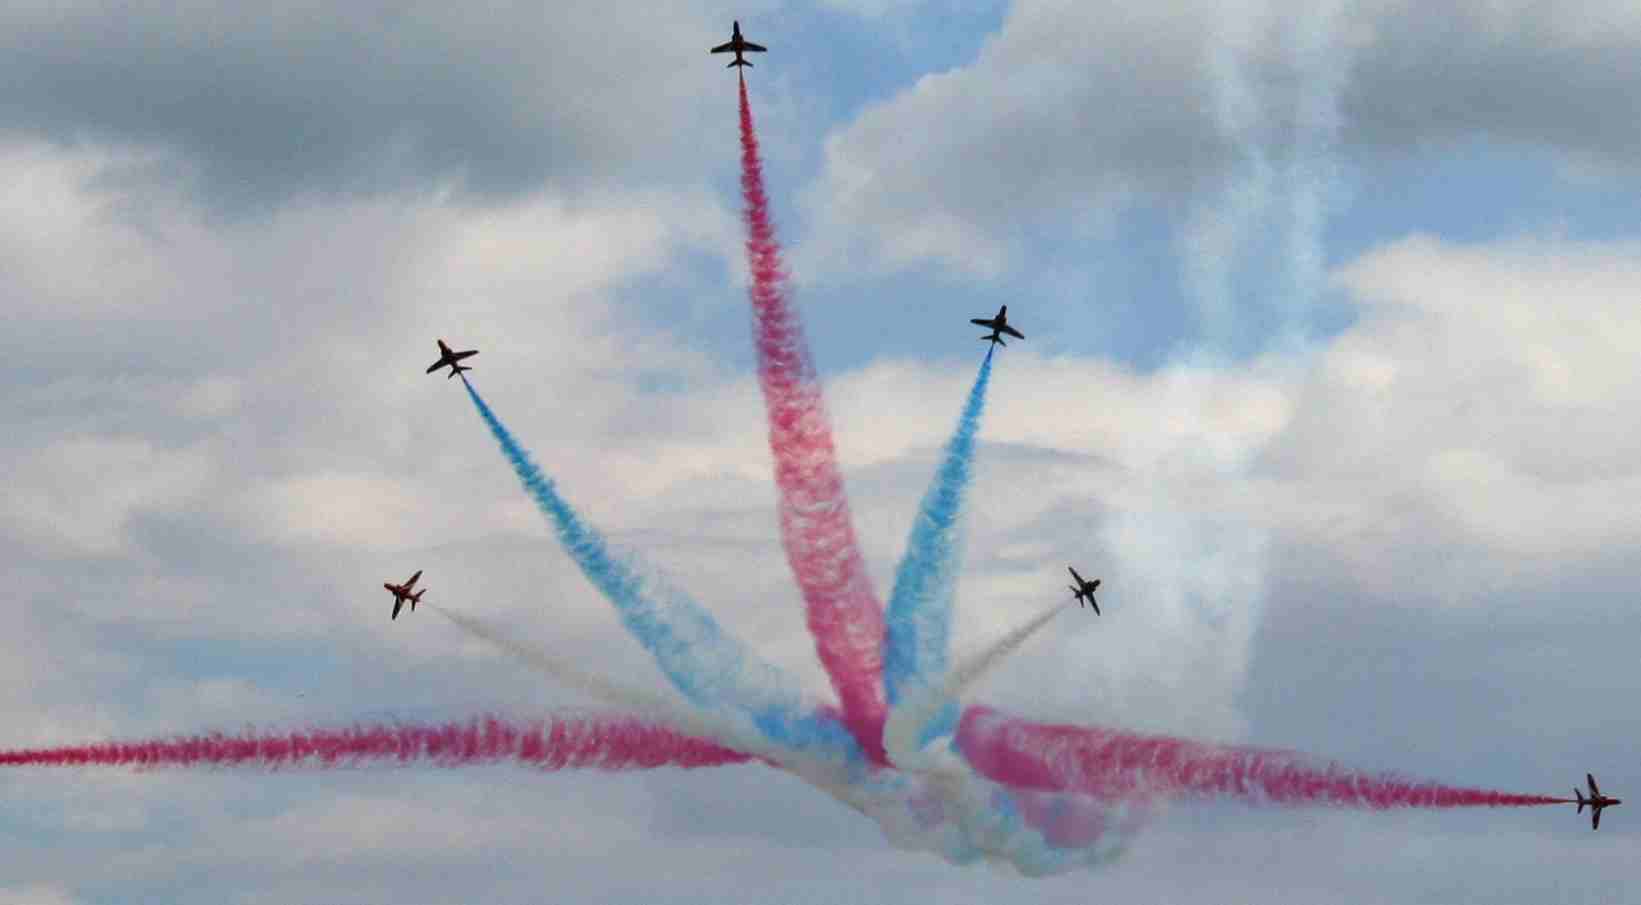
left=3, top=1, right=1639, bottom=902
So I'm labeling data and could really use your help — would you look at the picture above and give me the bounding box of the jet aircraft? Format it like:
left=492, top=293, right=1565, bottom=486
left=1067, top=566, right=1101, bottom=614
left=971, top=305, right=1025, bottom=346
left=1575, top=773, right=1620, bottom=830
left=384, top=570, right=425, bottom=621
left=710, top=21, right=767, bottom=68
left=426, top=339, right=478, bottom=378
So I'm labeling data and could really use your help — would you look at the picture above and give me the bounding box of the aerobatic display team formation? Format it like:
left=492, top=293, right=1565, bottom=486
left=0, top=22, right=1615, bottom=875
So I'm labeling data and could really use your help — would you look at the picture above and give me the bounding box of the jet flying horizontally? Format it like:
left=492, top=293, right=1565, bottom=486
left=384, top=570, right=425, bottom=621
left=426, top=339, right=478, bottom=378
left=1067, top=566, right=1101, bottom=614
left=1575, top=773, right=1621, bottom=830
left=971, top=305, right=1025, bottom=346
left=710, top=20, right=767, bottom=68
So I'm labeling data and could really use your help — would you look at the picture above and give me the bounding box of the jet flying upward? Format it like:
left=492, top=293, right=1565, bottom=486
left=1575, top=773, right=1620, bottom=830
left=971, top=305, right=1025, bottom=346
left=426, top=339, right=478, bottom=378
left=710, top=20, right=767, bottom=68
left=1067, top=566, right=1101, bottom=614
left=384, top=570, right=425, bottom=621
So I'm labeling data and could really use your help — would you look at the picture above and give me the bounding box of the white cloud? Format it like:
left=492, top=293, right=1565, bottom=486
left=1272, top=235, right=1641, bottom=574
left=2, top=436, right=212, bottom=557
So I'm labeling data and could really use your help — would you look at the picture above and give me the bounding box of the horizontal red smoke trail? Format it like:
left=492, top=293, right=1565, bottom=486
left=0, top=715, right=751, bottom=771
left=956, top=706, right=1567, bottom=809
left=737, top=72, right=888, bottom=762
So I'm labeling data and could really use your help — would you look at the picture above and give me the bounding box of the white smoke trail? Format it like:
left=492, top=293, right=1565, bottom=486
left=945, top=604, right=1063, bottom=703
left=431, top=606, right=693, bottom=723
left=1182, top=0, right=1275, bottom=350
left=1276, top=0, right=1353, bottom=350
left=1121, top=0, right=1357, bottom=745
left=885, top=603, right=1062, bottom=765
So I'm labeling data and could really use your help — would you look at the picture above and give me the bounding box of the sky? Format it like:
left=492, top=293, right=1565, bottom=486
left=2, top=0, right=1639, bottom=901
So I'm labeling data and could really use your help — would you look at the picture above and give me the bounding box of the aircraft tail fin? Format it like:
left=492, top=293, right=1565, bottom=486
left=448, top=364, right=472, bottom=379
left=1577, top=789, right=1586, bottom=812
left=729, top=58, right=752, bottom=68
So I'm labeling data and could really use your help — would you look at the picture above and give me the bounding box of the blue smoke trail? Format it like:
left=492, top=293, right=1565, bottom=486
left=459, top=378, right=861, bottom=764
left=882, top=347, right=995, bottom=718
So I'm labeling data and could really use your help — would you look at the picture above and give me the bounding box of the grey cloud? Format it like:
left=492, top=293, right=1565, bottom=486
left=0, top=2, right=734, bottom=210
left=808, top=0, right=1641, bottom=272
left=1346, top=1, right=1641, bottom=158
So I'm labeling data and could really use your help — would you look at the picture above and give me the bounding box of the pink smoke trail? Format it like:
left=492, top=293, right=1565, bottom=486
left=0, top=715, right=750, bottom=771
left=955, top=706, right=1569, bottom=809
left=737, top=72, right=888, bottom=761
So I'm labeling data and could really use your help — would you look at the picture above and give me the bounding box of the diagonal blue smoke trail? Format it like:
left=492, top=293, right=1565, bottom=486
left=459, top=378, right=861, bottom=763
left=883, top=347, right=995, bottom=712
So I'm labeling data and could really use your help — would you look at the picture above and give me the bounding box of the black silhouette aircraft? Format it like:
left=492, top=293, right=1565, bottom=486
left=971, top=305, right=1025, bottom=346
left=1576, top=773, right=1620, bottom=830
left=1067, top=566, right=1101, bottom=614
left=710, top=21, right=766, bottom=68
left=426, top=339, right=478, bottom=378
left=384, top=570, right=425, bottom=621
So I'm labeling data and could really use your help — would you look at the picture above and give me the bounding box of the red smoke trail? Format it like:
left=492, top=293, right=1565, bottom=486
left=956, top=706, right=1568, bottom=809
left=736, top=72, right=888, bottom=762
left=0, top=715, right=750, bottom=771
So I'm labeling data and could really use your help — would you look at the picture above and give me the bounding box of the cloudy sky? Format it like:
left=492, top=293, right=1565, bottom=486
left=3, top=0, right=1639, bottom=901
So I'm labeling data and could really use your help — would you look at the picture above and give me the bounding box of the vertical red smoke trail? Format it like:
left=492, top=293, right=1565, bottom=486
left=0, top=715, right=750, bottom=771
left=736, top=73, right=888, bottom=762
left=956, top=706, right=1568, bottom=809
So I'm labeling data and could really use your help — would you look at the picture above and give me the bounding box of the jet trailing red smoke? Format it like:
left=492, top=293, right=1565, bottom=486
left=0, top=715, right=750, bottom=772
left=956, top=706, right=1569, bottom=809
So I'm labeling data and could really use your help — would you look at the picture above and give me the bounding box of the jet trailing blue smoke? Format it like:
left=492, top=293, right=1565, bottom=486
left=883, top=347, right=995, bottom=718
left=459, top=378, right=861, bottom=764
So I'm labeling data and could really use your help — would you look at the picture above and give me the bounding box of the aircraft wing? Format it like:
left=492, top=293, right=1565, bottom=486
left=1593, top=807, right=1601, bottom=830
left=1589, top=774, right=1601, bottom=797
left=1069, top=566, right=1083, bottom=585
left=392, top=598, right=405, bottom=620
left=406, top=570, right=422, bottom=589
left=452, top=350, right=478, bottom=361
left=743, top=41, right=767, bottom=51
left=1001, top=325, right=1025, bottom=340
left=710, top=41, right=735, bottom=53
left=970, top=318, right=995, bottom=328
left=425, top=360, right=446, bottom=373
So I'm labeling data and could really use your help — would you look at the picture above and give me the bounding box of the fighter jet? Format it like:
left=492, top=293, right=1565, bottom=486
left=710, top=21, right=767, bottom=68
left=971, top=305, right=1025, bottom=346
left=383, top=570, right=425, bottom=621
left=426, top=339, right=478, bottom=379
left=1067, top=566, right=1101, bottom=614
left=1575, top=773, right=1620, bottom=830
